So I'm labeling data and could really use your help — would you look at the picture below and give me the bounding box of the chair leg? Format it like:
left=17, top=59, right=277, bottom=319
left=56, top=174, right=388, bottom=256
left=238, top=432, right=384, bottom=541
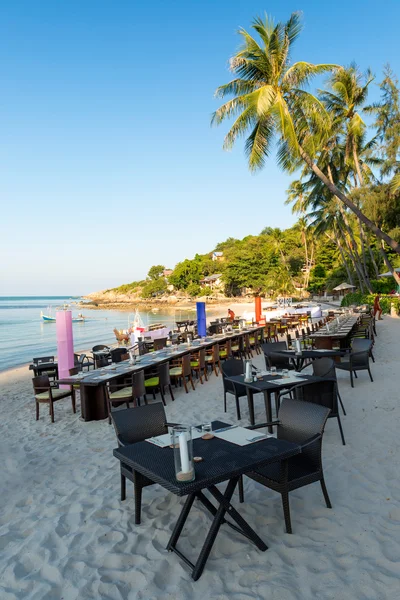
left=320, top=477, right=332, bottom=508
left=354, top=370, right=358, bottom=378
left=281, top=491, right=292, bottom=534
left=238, top=475, right=244, bottom=503
left=203, top=367, right=208, bottom=382
left=168, top=385, right=175, bottom=401
left=189, top=374, right=195, bottom=391
left=368, top=367, right=373, bottom=382
left=134, top=482, right=143, bottom=525
left=50, top=400, right=55, bottom=423
left=223, top=391, right=227, bottom=413
left=337, top=415, right=346, bottom=445
left=234, top=393, right=241, bottom=421
left=160, top=388, right=166, bottom=407
left=71, top=390, right=76, bottom=414
left=36, top=401, right=39, bottom=420
left=370, top=351, right=375, bottom=363
left=350, top=370, right=354, bottom=388
left=183, top=378, right=189, bottom=393
left=121, top=472, right=126, bottom=501
left=337, top=389, right=346, bottom=416
left=213, top=362, right=218, bottom=376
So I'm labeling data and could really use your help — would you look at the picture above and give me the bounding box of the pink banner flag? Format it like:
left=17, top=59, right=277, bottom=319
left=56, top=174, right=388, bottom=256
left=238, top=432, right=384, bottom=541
left=56, top=311, right=74, bottom=388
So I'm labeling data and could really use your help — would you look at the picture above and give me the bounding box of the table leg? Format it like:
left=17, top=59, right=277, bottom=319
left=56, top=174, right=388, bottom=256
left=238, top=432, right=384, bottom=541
left=167, top=478, right=268, bottom=581
left=80, top=384, right=108, bottom=421
left=263, top=391, right=273, bottom=433
left=246, top=388, right=255, bottom=426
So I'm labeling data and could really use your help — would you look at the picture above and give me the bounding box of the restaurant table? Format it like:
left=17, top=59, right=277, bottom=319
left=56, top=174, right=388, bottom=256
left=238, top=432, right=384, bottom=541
left=57, top=327, right=265, bottom=421
left=270, top=349, right=346, bottom=371
left=224, top=373, right=320, bottom=432
left=29, top=361, right=59, bottom=378
left=113, top=420, right=301, bottom=581
left=309, top=316, right=359, bottom=349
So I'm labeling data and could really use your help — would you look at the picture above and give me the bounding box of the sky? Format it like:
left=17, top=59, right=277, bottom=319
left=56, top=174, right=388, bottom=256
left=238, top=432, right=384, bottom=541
left=1, top=0, right=400, bottom=295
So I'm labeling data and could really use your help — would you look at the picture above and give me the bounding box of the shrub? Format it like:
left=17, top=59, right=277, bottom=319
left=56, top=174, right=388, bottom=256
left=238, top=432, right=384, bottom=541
left=341, top=293, right=400, bottom=315
left=186, top=283, right=202, bottom=297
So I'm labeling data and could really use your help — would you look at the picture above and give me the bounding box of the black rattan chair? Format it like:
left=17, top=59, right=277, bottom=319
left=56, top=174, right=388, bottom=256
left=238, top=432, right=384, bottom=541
left=74, top=353, right=94, bottom=371
left=312, top=358, right=346, bottom=416
left=221, top=359, right=260, bottom=421
left=144, top=362, right=175, bottom=405
left=290, top=379, right=345, bottom=445
left=335, top=340, right=373, bottom=387
left=244, top=399, right=331, bottom=533
left=262, top=341, right=294, bottom=371
left=111, top=404, right=170, bottom=524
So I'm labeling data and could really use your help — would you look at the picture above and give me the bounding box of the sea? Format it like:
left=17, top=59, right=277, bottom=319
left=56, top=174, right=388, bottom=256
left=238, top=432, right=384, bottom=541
left=0, top=296, right=196, bottom=372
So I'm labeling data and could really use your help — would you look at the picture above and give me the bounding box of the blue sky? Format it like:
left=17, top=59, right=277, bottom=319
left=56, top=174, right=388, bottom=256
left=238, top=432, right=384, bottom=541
left=1, top=0, right=399, bottom=295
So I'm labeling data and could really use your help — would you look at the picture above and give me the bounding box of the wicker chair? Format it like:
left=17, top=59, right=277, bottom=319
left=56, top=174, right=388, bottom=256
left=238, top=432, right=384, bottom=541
left=32, top=375, right=75, bottom=423
left=190, top=347, right=208, bottom=384
left=144, top=362, right=175, bottom=405
left=74, top=353, right=94, bottom=371
left=105, top=370, right=147, bottom=424
left=262, top=341, right=294, bottom=371
left=153, top=337, right=168, bottom=351
left=243, top=399, right=332, bottom=533
left=32, top=356, right=58, bottom=380
left=169, top=353, right=195, bottom=392
left=289, top=379, right=345, bottom=445
left=221, top=359, right=252, bottom=421
left=205, top=343, right=221, bottom=376
left=312, top=357, right=346, bottom=416
left=112, top=404, right=170, bottom=524
left=335, top=340, right=373, bottom=387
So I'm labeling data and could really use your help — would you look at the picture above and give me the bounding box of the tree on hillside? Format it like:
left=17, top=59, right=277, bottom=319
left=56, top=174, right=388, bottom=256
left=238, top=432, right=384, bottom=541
left=212, top=12, right=400, bottom=254
left=147, top=265, right=165, bottom=280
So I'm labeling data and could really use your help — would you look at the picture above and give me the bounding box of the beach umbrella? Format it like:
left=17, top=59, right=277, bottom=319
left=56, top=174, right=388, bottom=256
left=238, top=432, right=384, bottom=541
left=378, top=267, right=400, bottom=277
left=333, top=282, right=356, bottom=291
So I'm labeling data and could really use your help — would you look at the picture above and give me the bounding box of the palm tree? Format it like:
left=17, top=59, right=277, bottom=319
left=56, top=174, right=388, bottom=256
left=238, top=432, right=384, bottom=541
left=212, top=13, right=400, bottom=254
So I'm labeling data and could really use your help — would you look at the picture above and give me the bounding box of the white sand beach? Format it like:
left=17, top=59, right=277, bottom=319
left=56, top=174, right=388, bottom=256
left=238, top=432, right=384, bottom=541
left=1, top=318, right=400, bottom=600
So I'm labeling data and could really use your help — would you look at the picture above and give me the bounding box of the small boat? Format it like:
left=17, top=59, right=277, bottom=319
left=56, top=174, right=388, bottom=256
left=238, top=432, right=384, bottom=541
left=41, top=311, right=86, bottom=323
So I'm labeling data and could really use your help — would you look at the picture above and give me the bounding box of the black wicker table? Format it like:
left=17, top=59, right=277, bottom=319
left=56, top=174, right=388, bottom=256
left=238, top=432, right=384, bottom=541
left=225, top=373, right=320, bottom=431
left=272, top=349, right=346, bottom=371
left=113, top=420, right=300, bottom=580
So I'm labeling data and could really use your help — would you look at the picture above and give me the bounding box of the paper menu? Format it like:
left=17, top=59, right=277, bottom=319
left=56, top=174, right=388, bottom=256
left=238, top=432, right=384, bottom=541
left=213, top=426, right=273, bottom=446
left=146, top=428, right=204, bottom=448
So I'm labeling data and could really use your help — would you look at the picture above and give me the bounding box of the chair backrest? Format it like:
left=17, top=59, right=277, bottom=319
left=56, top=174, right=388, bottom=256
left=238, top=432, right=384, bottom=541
left=33, top=356, right=54, bottom=365
left=92, top=345, right=109, bottom=353
left=312, top=358, right=336, bottom=380
left=212, top=343, right=220, bottom=360
left=111, top=404, right=168, bottom=446
left=132, top=370, right=145, bottom=398
left=111, top=348, right=127, bottom=363
left=198, top=347, right=206, bottom=369
left=277, top=399, right=331, bottom=466
left=32, top=375, right=50, bottom=393
left=154, top=337, right=168, bottom=351
left=157, top=361, right=171, bottom=386
left=221, top=358, right=244, bottom=378
left=292, top=379, right=338, bottom=416
left=69, top=367, right=80, bottom=376
left=262, top=341, right=288, bottom=369
left=351, top=338, right=372, bottom=352
left=138, top=341, right=149, bottom=356
left=96, top=356, right=109, bottom=368
left=182, top=353, right=191, bottom=377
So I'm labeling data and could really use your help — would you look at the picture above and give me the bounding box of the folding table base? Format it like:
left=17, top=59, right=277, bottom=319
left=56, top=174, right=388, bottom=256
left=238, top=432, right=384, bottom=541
left=166, top=477, right=268, bottom=581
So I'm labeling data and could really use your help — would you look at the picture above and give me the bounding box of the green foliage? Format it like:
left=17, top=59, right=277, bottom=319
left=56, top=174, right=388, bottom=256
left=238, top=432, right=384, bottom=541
left=140, top=278, right=167, bottom=298
left=186, top=283, right=202, bottom=297
left=168, top=259, right=202, bottom=290
left=110, top=281, right=144, bottom=294
left=147, top=265, right=165, bottom=280
left=223, top=236, right=276, bottom=295
left=201, top=286, right=213, bottom=296
left=369, top=278, right=396, bottom=294
left=341, top=293, right=400, bottom=314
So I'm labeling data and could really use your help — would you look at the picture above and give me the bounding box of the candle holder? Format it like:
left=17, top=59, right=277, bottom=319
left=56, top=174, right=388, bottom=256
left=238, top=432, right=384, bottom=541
left=172, top=426, right=195, bottom=482
left=244, top=359, right=253, bottom=382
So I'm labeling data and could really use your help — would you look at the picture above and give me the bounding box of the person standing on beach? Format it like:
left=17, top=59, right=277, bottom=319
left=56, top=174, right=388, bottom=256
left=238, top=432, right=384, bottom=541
left=228, top=308, right=235, bottom=322
left=373, top=295, right=383, bottom=320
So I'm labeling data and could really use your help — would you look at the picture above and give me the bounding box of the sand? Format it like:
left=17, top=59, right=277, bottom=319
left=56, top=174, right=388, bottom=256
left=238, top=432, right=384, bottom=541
left=1, top=318, right=400, bottom=599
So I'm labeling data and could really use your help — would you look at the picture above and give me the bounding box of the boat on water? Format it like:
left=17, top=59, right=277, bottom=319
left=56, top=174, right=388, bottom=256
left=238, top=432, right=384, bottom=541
left=113, top=309, right=171, bottom=345
left=40, top=311, right=86, bottom=323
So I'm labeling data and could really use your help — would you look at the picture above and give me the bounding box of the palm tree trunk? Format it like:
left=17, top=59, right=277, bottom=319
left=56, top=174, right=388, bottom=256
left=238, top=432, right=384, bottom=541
left=338, top=206, right=373, bottom=293
left=379, top=242, right=400, bottom=286
left=337, top=222, right=366, bottom=292
left=299, top=147, right=400, bottom=254
left=328, top=230, right=354, bottom=285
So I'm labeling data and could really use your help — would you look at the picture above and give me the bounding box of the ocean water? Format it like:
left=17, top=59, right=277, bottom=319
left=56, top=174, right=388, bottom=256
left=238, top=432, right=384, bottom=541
left=0, top=296, right=195, bottom=371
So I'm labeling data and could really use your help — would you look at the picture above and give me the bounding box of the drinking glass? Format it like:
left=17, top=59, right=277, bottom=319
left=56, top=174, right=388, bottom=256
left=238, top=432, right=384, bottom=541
left=270, top=366, right=277, bottom=375
left=282, top=369, right=289, bottom=378
left=201, top=422, right=214, bottom=440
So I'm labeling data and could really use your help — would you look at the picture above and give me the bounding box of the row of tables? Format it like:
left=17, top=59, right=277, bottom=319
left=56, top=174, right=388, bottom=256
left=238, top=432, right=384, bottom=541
left=57, top=326, right=265, bottom=421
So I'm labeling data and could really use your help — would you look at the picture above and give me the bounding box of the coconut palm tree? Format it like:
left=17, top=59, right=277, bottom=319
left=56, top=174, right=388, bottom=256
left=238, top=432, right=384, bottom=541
left=212, top=12, right=400, bottom=254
